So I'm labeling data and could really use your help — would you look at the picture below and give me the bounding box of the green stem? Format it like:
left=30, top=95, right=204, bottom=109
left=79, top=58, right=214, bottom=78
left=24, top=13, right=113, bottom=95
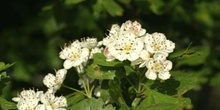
left=126, top=76, right=138, bottom=92
left=62, top=84, right=87, bottom=96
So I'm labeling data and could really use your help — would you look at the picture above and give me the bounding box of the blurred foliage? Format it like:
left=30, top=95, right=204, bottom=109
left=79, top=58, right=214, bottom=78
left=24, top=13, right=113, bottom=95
left=0, top=0, right=220, bottom=110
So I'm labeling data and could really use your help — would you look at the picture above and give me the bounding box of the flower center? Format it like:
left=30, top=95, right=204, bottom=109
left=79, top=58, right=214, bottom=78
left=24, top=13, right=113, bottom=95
left=123, top=42, right=133, bottom=53
left=153, top=43, right=162, bottom=51
left=152, top=62, right=163, bottom=72
left=71, top=52, right=80, bottom=60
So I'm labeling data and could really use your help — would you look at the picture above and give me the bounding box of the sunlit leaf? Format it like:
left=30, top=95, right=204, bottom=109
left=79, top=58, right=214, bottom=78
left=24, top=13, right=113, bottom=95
left=65, top=0, right=84, bottom=5
left=147, top=0, right=165, bottom=15
left=172, top=46, right=210, bottom=66
left=86, top=63, right=116, bottom=79
left=0, top=97, right=16, bottom=110
left=0, top=62, right=14, bottom=72
left=93, top=53, right=123, bottom=67
left=136, top=87, right=191, bottom=110
left=102, top=0, right=123, bottom=16
left=69, top=98, right=115, bottom=110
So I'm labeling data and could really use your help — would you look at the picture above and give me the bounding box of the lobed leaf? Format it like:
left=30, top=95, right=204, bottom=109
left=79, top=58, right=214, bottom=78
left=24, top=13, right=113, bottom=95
left=86, top=63, right=116, bottom=80
left=93, top=53, right=123, bottom=67
left=135, top=87, right=191, bottom=110
left=0, top=97, right=16, bottom=110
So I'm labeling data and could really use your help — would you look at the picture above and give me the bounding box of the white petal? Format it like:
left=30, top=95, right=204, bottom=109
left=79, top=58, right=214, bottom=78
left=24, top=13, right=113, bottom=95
left=108, top=46, right=118, bottom=57
left=63, top=60, right=73, bottom=69
left=54, top=96, right=67, bottom=107
left=153, top=53, right=167, bottom=61
left=146, top=59, right=154, bottom=69
left=163, top=60, right=172, bottom=71
left=12, top=97, right=20, bottom=102
left=139, top=60, right=147, bottom=68
left=164, top=40, right=175, bottom=53
left=43, top=73, right=56, bottom=88
left=134, top=40, right=144, bottom=52
left=145, top=70, right=157, bottom=80
left=158, top=71, right=171, bottom=80
left=115, top=53, right=127, bottom=61
left=81, top=48, right=89, bottom=58
left=140, top=50, right=151, bottom=60
left=138, top=29, right=146, bottom=36
left=56, top=69, right=67, bottom=81
left=36, top=104, right=46, bottom=110
left=152, top=32, right=166, bottom=42
left=144, top=33, right=153, bottom=44
left=128, top=52, right=139, bottom=61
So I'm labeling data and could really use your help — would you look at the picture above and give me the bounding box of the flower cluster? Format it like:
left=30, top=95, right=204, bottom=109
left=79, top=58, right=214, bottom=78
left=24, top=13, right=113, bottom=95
left=12, top=20, right=176, bottom=109
left=13, top=69, right=68, bottom=110
left=59, top=38, right=102, bottom=73
left=12, top=89, right=67, bottom=110
left=103, top=20, right=175, bottom=80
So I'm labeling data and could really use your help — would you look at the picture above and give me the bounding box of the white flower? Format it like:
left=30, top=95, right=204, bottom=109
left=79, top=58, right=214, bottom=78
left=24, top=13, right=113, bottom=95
left=103, top=24, right=120, bottom=46
left=12, top=89, right=43, bottom=110
left=81, top=37, right=98, bottom=49
left=144, top=32, right=175, bottom=56
left=59, top=40, right=89, bottom=69
left=104, top=47, right=116, bottom=61
left=137, top=50, right=152, bottom=67
left=103, top=20, right=146, bottom=47
left=145, top=53, right=172, bottom=80
left=108, top=33, right=144, bottom=61
left=120, top=20, right=146, bottom=36
left=43, top=69, right=67, bottom=94
left=39, top=91, right=67, bottom=110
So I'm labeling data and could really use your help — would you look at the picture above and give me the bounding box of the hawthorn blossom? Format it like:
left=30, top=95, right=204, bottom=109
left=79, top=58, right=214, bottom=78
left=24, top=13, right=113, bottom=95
left=59, top=40, right=89, bottom=69
left=81, top=37, right=103, bottom=59
left=103, top=20, right=147, bottom=62
left=103, top=24, right=120, bottom=46
left=144, top=32, right=175, bottom=56
left=107, top=33, right=144, bottom=61
left=12, top=89, right=43, bottom=110
left=39, top=91, right=67, bottom=110
left=43, top=69, right=67, bottom=94
left=103, top=20, right=146, bottom=47
left=145, top=53, right=173, bottom=80
left=81, top=37, right=98, bottom=49
left=120, top=20, right=146, bottom=37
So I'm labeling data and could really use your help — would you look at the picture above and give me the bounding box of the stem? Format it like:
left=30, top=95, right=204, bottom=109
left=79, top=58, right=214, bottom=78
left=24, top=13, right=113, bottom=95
left=62, top=84, right=87, bottom=96
left=136, top=66, right=146, bottom=94
left=126, top=76, right=138, bottom=92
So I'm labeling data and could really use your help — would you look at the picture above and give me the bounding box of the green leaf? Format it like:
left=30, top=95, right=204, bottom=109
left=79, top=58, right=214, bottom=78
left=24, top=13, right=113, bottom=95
left=0, top=62, right=14, bottom=72
left=0, top=97, right=16, bottom=110
left=171, top=71, right=199, bottom=96
left=102, top=0, right=123, bottom=16
left=150, top=71, right=198, bottom=96
left=65, top=0, right=84, bottom=5
left=0, top=72, right=11, bottom=97
left=93, top=53, right=123, bottom=67
left=86, top=63, right=116, bottom=79
left=210, top=73, right=220, bottom=87
left=147, top=0, right=165, bottom=15
left=171, top=46, right=210, bottom=66
left=117, top=0, right=130, bottom=4
left=67, top=92, right=85, bottom=108
left=109, top=78, right=128, bottom=108
left=136, top=88, right=191, bottom=110
left=70, top=98, right=115, bottom=110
